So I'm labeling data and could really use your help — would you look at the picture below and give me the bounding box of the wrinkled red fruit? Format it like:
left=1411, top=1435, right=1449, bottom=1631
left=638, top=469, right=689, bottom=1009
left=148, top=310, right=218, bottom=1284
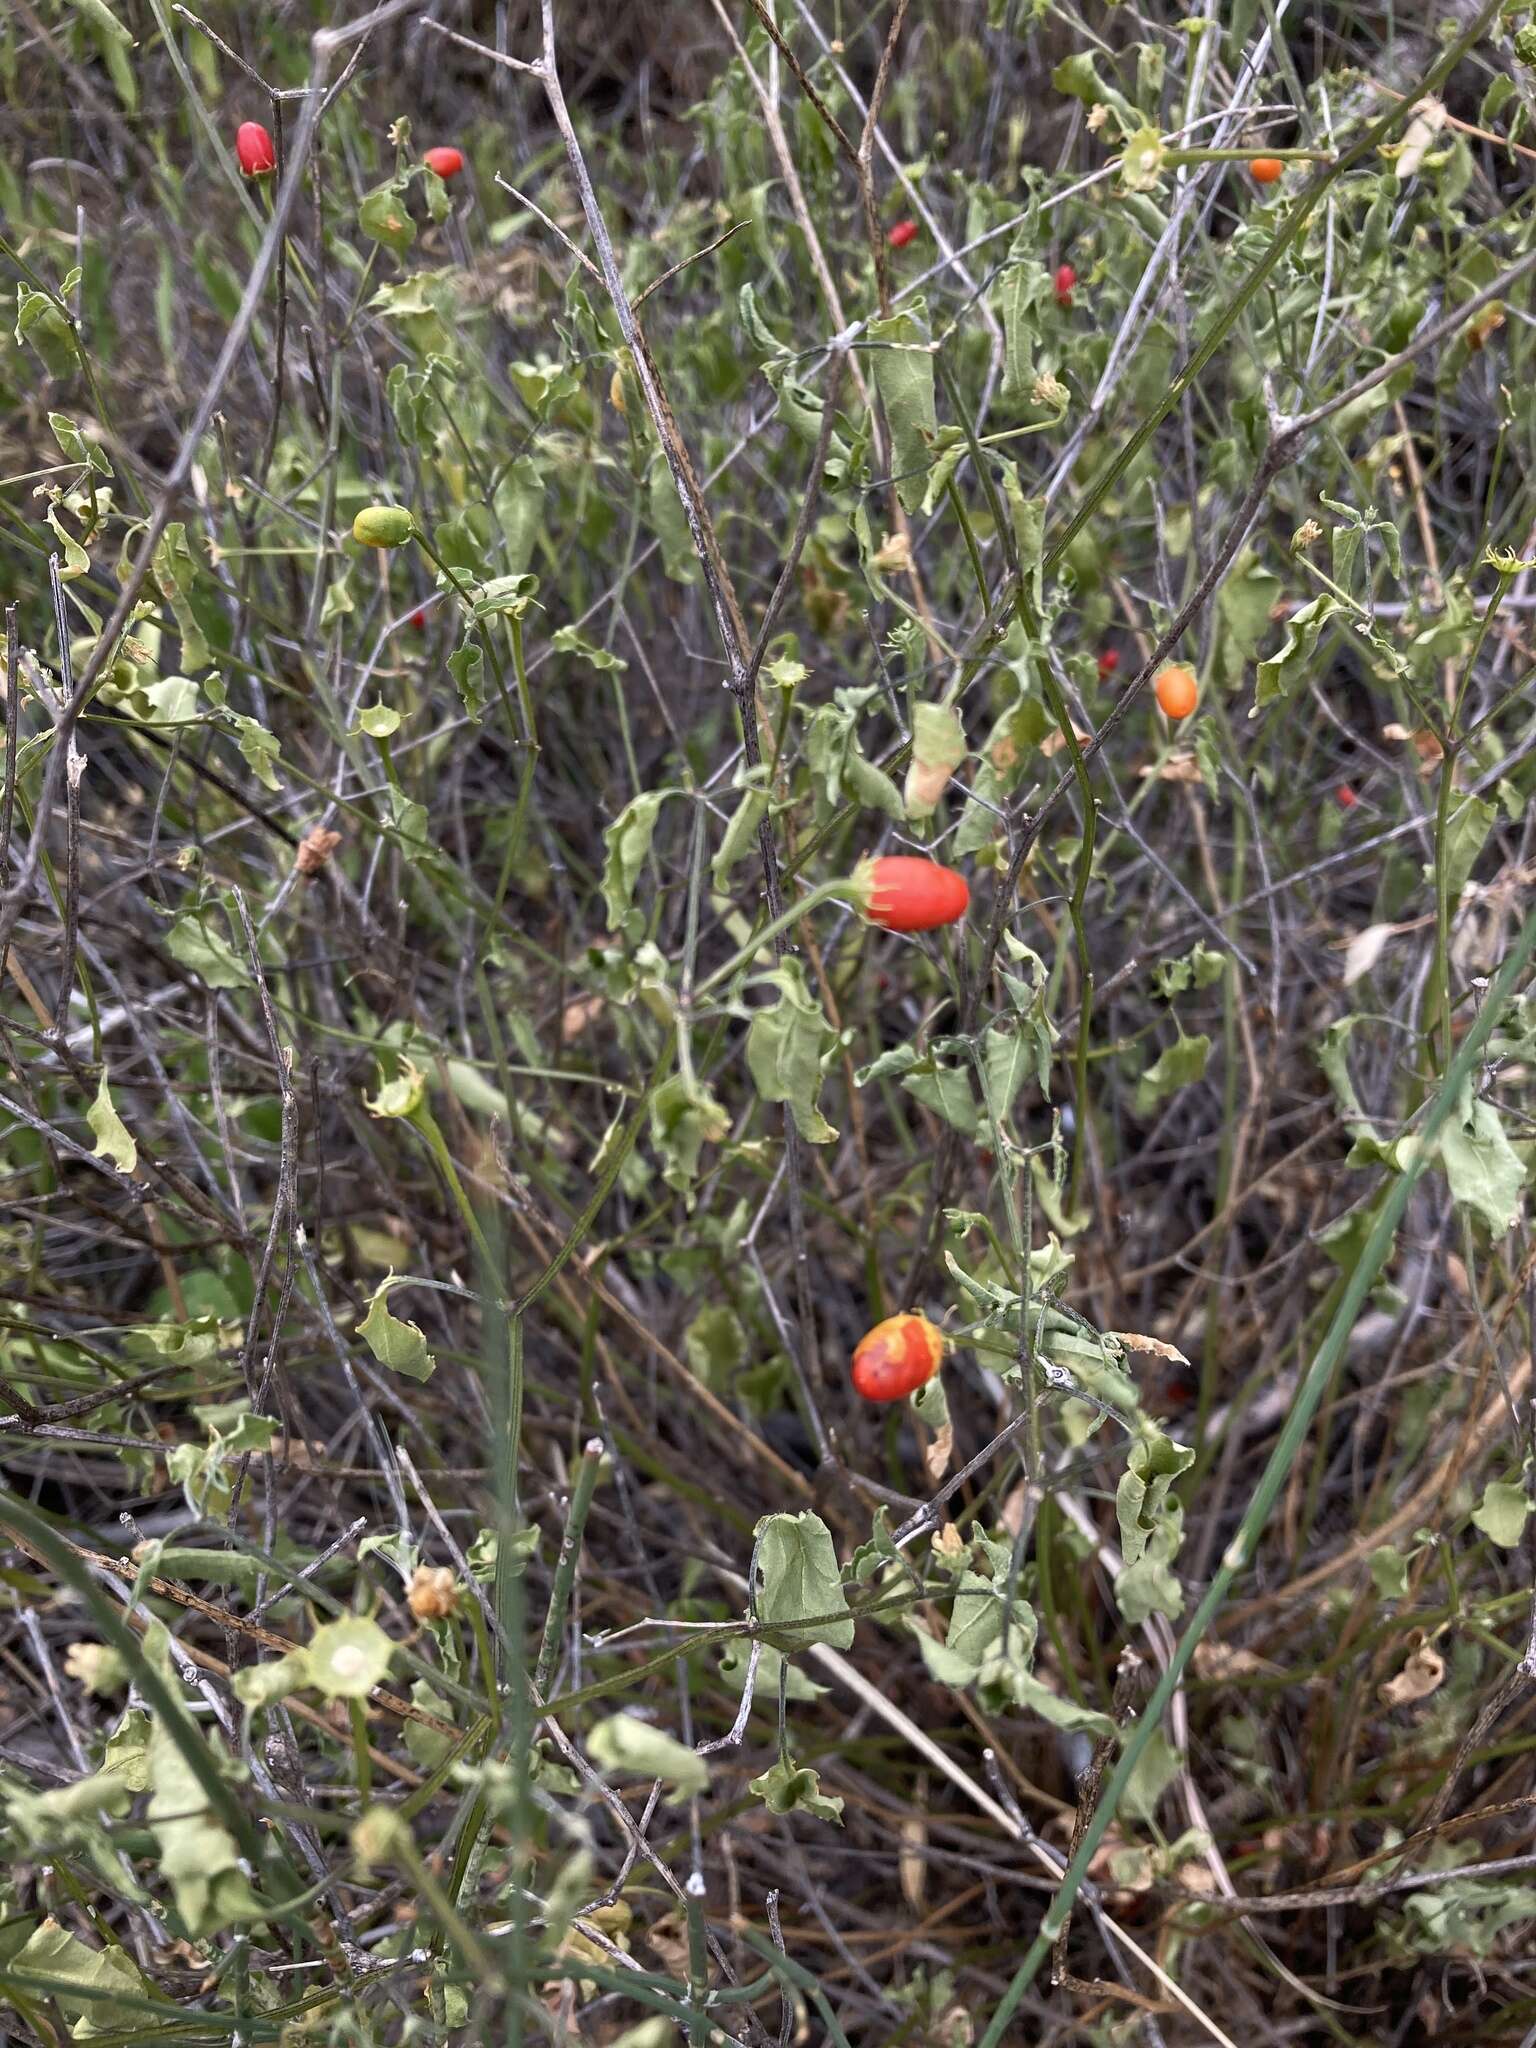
left=851, top=1314, right=945, bottom=1403
left=887, top=218, right=918, bottom=248
left=853, top=855, right=969, bottom=933
left=1054, top=263, right=1076, bottom=309
left=1098, top=648, right=1120, bottom=680
left=236, top=122, right=276, bottom=177
left=423, top=146, right=464, bottom=180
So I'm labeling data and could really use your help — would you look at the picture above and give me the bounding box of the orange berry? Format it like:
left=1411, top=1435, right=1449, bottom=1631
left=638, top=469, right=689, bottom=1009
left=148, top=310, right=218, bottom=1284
left=1248, top=157, right=1285, bottom=185
left=1155, top=665, right=1198, bottom=720
left=851, top=1314, right=945, bottom=1403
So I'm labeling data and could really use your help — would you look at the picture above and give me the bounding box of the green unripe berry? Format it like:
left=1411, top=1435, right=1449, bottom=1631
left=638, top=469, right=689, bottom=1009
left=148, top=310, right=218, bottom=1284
left=352, top=505, right=415, bottom=548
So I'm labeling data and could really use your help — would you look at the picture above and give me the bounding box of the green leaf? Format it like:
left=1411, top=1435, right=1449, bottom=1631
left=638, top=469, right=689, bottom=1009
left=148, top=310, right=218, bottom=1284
left=718, top=1638, right=825, bottom=1703
left=14, top=284, right=78, bottom=375
left=1153, top=943, right=1227, bottom=999
left=844, top=745, right=905, bottom=821
left=305, top=1615, right=395, bottom=1700
left=358, top=1276, right=436, bottom=1382
left=151, top=522, right=211, bottom=672
left=867, top=305, right=937, bottom=513
left=1440, top=1084, right=1525, bottom=1234
left=648, top=1072, right=729, bottom=1197
left=1121, top=1727, right=1182, bottom=1822
left=602, top=789, right=673, bottom=928
left=1216, top=550, right=1283, bottom=687
left=749, top=1754, right=843, bottom=1823
left=713, top=772, right=771, bottom=887
left=1369, top=1546, right=1410, bottom=1599
left=753, top=1510, right=854, bottom=1650
left=87, top=1069, right=136, bottom=1174
left=1254, top=595, right=1342, bottom=711
left=12, top=1919, right=155, bottom=2036
left=683, top=1305, right=746, bottom=1390
left=165, top=902, right=247, bottom=988
left=447, top=639, right=485, bottom=722
left=229, top=711, right=281, bottom=790
left=146, top=1716, right=263, bottom=1937
left=588, top=1712, right=708, bottom=1797
left=551, top=624, right=627, bottom=672
left=64, top=0, right=135, bottom=43
left=1134, top=1032, right=1210, bottom=1115
left=997, top=262, right=1051, bottom=413
left=231, top=1651, right=310, bottom=1713
left=1472, top=1478, right=1531, bottom=1549
left=648, top=454, right=698, bottom=584
left=1114, top=1431, right=1195, bottom=1625
left=904, top=701, right=967, bottom=820
left=746, top=959, right=838, bottom=1144
left=359, top=178, right=416, bottom=258
left=1437, top=793, right=1497, bottom=901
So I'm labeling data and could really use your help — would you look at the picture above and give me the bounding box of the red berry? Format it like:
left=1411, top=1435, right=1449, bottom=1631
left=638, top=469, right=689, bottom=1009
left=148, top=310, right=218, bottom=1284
left=1054, top=263, right=1076, bottom=308
left=1098, top=648, right=1120, bottom=680
left=851, top=1314, right=945, bottom=1403
left=1336, top=783, right=1358, bottom=808
left=853, top=855, right=969, bottom=934
left=409, top=607, right=428, bottom=630
left=423, top=146, right=464, bottom=181
left=887, top=219, right=918, bottom=249
left=1248, top=157, right=1285, bottom=185
left=236, top=122, right=276, bottom=178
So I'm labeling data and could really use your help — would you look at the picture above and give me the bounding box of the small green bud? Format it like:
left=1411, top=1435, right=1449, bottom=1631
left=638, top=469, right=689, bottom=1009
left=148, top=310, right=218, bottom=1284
left=352, top=504, right=415, bottom=548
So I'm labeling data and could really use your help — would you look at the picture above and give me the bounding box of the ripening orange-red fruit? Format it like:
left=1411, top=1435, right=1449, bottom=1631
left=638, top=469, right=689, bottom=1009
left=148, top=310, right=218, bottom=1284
left=423, top=146, right=464, bottom=180
left=887, top=218, right=918, bottom=249
left=1336, top=783, right=1358, bottom=809
left=1155, top=664, right=1198, bottom=720
left=236, top=121, right=276, bottom=177
left=1248, top=156, right=1285, bottom=185
left=1098, top=648, right=1120, bottom=681
left=1054, top=263, right=1076, bottom=309
left=851, top=855, right=969, bottom=933
left=851, top=1314, right=945, bottom=1403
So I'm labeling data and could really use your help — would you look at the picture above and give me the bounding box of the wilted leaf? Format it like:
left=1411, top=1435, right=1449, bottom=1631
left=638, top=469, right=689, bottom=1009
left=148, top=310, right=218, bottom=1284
left=904, top=701, right=966, bottom=819
left=1471, top=1477, right=1531, bottom=1549
left=1379, top=1638, right=1444, bottom=1708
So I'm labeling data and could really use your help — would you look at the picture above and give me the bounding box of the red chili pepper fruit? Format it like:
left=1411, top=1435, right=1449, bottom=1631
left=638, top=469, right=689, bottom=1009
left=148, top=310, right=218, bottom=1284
left=887, top=218, right=918, bottom=249
left=423, top=146, right=464, bottom=180
left=236, top=122, right=276, bottom=177
left=1054, top=263, right=1076, bottom=309
left=851, top=1314, right=945, bottom=1403
left=1097, top=648, right=1120, bottom=680
left=852, top=855, right=969, bottom=933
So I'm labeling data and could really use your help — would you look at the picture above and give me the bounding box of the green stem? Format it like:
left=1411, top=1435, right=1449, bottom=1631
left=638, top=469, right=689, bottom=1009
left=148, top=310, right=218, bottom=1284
left=534, top=1438, right=605, bottom=1697
left=978, top=901, right=1536, bottom=2047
